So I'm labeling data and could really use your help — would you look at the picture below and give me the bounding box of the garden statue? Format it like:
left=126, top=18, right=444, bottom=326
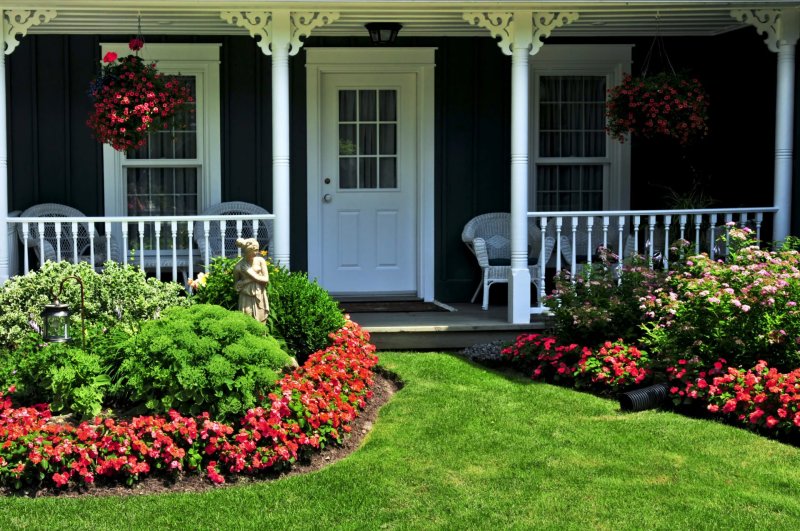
left=234, top=238, right=270, bottom=324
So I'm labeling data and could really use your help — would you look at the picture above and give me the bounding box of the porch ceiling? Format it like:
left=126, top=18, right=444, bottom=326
left=18, top=1, right=800, bottom=38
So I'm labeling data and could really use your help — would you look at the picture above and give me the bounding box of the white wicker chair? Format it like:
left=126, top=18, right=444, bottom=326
left=16, top=203, right=121, bottom=268
left=462, top=212, right=555, bottom=310
left=193, top=201, right=273, bottom=262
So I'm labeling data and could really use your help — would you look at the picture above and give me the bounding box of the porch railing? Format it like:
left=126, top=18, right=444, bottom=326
left=7, top=213, right=276, bottom=283
left=527, top=206, right=779, bottom=312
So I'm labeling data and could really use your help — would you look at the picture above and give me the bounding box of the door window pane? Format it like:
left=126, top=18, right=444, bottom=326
left=337, top=88, right=399, bottom=190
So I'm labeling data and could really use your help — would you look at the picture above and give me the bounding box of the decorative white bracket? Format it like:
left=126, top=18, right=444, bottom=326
left=732, top=9, right=782, bottom=52
left=4, top=9, right=57, bottom=55
left=464, top=11, right=578, bottom=56
left=221, top=10, right=339, bottom=56
left=732, top=9, right=800, bottom=52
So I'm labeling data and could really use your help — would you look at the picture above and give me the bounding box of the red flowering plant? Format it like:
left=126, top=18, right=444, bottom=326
left=87, top=38, right=193, bottom=152
left=501, top=333, right=585, bottom=383
left=574, top=339, right=652, bottom=393
left=605, top=72, right=710, bottom=145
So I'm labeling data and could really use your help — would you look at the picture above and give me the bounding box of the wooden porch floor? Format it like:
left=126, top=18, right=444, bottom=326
left=348, top=303, right=551, bottom=351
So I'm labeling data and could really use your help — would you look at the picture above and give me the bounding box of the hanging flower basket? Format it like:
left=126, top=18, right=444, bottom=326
left=605, top=72, right=710, bottom=146
left=86, top=39, right=193, bottom=152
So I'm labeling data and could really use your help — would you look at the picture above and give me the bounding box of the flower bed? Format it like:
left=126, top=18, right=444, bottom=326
left=0, top=321, right=377, bottom=490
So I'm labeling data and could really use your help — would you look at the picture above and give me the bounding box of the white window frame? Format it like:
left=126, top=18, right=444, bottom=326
left=530, top=44, right=633, bottom=211
left=100, top=43, right=221, bottom=216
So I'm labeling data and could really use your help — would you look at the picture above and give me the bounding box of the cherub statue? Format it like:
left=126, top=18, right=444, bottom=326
left=233, top=238, right=269, bottom=324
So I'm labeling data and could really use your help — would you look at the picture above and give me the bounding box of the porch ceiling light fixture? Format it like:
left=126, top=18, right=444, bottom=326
left=365, top=22, right=402, bottom=45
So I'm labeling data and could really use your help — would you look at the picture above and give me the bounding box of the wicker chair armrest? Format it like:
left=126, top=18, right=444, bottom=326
left=471, top=237, right=491, bottom=268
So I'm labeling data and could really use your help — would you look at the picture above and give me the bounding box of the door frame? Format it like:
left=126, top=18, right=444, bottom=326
left=305, top=47, right=436, bottom=301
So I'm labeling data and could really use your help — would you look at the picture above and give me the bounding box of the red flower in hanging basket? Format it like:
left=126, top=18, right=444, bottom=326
left=605, top=72, right=710, bottom=146
left=128, top=37, right=145, bottom=51
left=86, top=47, right=193, bottom=152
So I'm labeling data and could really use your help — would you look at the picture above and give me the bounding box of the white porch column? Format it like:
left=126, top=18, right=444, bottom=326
left=733, top=8, right=800, bottom=242
left=465, top=11, right=577, bottom=323
left=508, top=14, right=533, bottom=324
left=271, top=11, right=292, bottom=268
left=221, top=10, right=338, bottom=269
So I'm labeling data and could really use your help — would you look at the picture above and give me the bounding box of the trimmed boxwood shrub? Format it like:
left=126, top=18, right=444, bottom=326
left=111, top=304, right=294, bottom=420
left=268, top=265, right=345, bottom=361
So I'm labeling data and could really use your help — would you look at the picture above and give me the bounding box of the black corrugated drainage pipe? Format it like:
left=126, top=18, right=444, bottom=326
left=618, top=383, right=671, bottom=412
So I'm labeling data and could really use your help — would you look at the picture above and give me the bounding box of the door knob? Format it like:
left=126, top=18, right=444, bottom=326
left=323, top=194, right=333, bottom=203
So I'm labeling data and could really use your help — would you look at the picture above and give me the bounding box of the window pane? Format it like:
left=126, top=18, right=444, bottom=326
left=536, top=165, right=603, bottom=211
left=339, top=158, right=357, bottom=189
left=538, top=75, right=606, bottom=159
left=360, top=158, right=377, bottom=188
left=379, top=124, right=396, bottom=155
left=360, top=124, right=377, bottom=155
left=339, top=90, right=357, bottom=121
left=339, top=125, right=357, bottom=155
left=379, top=157, right=397, bottom=188
left=359, top=90, right=376, bottom=121
left=379, top=90, right=396, bottom=121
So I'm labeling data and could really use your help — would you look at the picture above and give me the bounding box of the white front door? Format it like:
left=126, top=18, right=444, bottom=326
left=317, top=73, right=418, bottom=295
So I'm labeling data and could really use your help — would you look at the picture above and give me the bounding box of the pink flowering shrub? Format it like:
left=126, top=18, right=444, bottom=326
left=546, top=253, right=666, bottom=347
left=575, top=340, right=652, bottom=392
left=0, top=321, right=377, bottom=490
left=667, top=358, right=800, bottom=435
left=641, top=226, right=800, bottom=370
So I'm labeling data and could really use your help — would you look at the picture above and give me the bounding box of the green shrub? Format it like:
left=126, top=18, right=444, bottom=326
left=112, top=304, right=294, bottom=420
left=190, top=256, right=238, bottom=310
left=0, top=261, right=189, bottom=348
left=3, top=338, right=109, bottom=418
left=545, top=251, right=665, bottom=347
left=268, top=265, right=345, bottom=361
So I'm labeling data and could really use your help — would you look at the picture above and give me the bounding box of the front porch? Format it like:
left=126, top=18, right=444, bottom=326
left=0, top=1, right=797, bottom=326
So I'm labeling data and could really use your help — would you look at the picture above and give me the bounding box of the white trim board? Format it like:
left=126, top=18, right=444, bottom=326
left=305, top=47, right=436, bottom=302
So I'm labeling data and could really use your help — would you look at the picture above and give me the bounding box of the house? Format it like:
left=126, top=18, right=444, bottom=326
left=0, top=1, right=797, bottom=324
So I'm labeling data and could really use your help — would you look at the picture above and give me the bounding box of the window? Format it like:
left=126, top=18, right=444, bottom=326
left=530, top=45, right=632, bottom=212
left=101, top=44, right=221, bottom=250
left=338, top=89, right=398, bottom=189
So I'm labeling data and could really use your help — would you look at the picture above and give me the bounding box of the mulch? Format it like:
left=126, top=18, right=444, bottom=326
left=3, top=371, right=400, bottom=499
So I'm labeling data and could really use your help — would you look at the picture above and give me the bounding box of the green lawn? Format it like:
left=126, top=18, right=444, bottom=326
left=3, top=352, right=800, bottom=530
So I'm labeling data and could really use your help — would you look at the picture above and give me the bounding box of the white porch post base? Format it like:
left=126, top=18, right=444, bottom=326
left=508, top=268, right=532, bottom=323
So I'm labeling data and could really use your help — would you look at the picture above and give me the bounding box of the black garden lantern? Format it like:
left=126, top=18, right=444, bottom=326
left=365, top=22, right=402, bottom=45
left=41, top=275, right=86, bottom=348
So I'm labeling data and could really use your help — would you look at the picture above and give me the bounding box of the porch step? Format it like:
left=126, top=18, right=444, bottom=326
left=350, top=302, right=552, bottom=351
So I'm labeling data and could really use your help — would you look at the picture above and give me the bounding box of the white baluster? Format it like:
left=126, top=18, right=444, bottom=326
left=648, top=215, right=656, bottom=269
left=710, top=214, right=718, bottom=260
left=188, top=222, right=194, bottom=283
left=219, top=220, right=226, bottom=257
left=105, top=222, right=112, bottom=264
left=88, top=222, right=95, bottom=267
left=555, top=216, right=562, bottom=274
left=236, top=220, right=243, bottom=257
left=586, top=216, right=595, bottom=266
left=633, top=215, right=641, bottom=255
left=22, top=221, right=29, bottom=273
left=724, top=213, right=733, bottom=259
left=121, top=223, right=129, bottom=266
left=570, top=216, right=577, bottom=279
left=755, top=212, right=764, bottom=242
left=71, top=221, right=79, bottom=263
left=679, top=214, right=687, bottom=242
left=37, top=222, right=45, bottom=267
left=694, top=214, right=702, bottom=254
left=138, top=221, right=145, bottom=270
left=602, top=216, right=609, bottom=249
left=155, top=222, right=162, bottom=278
left=55, top=222, right=62, bottom=261
left=203, top=220, right=211, bottom=268
left=171, top=221, right=178, bottom=281
left=539, top=217, right=547, bottom=305
left=663, top=215, right=672, bottom=270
